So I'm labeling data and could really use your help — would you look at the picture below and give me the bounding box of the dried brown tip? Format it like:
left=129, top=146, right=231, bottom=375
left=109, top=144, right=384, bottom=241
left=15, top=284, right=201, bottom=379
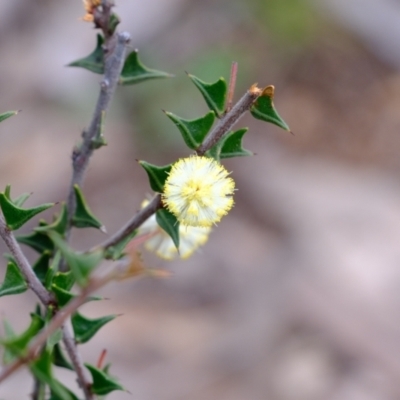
left=262, top=85, right=275, bottom=97
left=249, top=83, right=262, bottom=95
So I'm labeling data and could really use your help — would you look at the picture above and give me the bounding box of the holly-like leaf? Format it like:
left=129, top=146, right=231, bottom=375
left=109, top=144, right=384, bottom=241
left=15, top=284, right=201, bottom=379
left=30, top=350, right=76, bottom=400
left=107, top=13, right=120, bottom=36
left=68, top=34, right=104, bottom=74
left=33, top=251, right=51, bottom=285
left=220, top=128, right=252, bottom=158
left=85, top=363, right=125, bottom=395
left=2, top=313, right=44, bottom=359
left=104, top=229, right=138, bottom=260
left=0, top=259, right=28, bottom=297
left=2, top=320, right=16, bottom=364
left=120, top=50, right=172, bottom=85
left=0, top=110, right=19, bottom=123
left=250, top=86, right=290, bottom=131
left=17, top=221, right=55, bottom=253
left=48, top=231, right=103, bottom=287
left=72, top=185, right=105, bottom=231
left=139, top=161, right=172, bottom=193
left=35, top=204, right=68, bottom=236
left=71, top=312, right=116, bottom=344
left=156, top=208, right=179, bottom=250
left=189, top=74, right=227, bottom=116
left=52, top=271, right=75, bottom=292
left=52, top=343, right=73, bottom=371
left=165, top=111, right=215, bottom=150
left=51, top=285, right=75, bottom=307
left=0, top=192, right=53, bottom=231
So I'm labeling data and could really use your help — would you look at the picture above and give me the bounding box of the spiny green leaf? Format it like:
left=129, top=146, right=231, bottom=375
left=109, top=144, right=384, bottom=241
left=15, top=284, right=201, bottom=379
left=2, top=320, right=16, bottom=364
left=0, top=110, right=19, bottom=124
left=72, top=312, right=116, bottom=344
left=52, top=271, right=75, bottom=292
left=250, top=86, right=290, bottom=131
left=52, top=343, right=73, bottom=371
left=165, top=111, right=215, bottom=150
left=33, top=251, right=52, bottom=285
left=72, top=185, right=105, bottom=231
left=188, top=74, right=227, bottom=116
left=220, top=128, right=252, bottom=159
left=0, top=192, right=53, bottom=231
left=68, top=34, right=104, bottom=74
left=35, top=203, right=68, bottom=236
left=156, top=208, right=179, bottom=250
left=4, top=184, right=31, bottom=207
left=0, top=259, right=28, bottom=297
left=30, top=350, right=76, bottom=400
left=120, top=50, right=172, bottom=85
left=45, top=251, right=61, bottom=290
left=17, top=221, right=55, bottom=253
left=107, top=13, right=120, bottom=36
left=139, top=161, right=172, bottom=193
left=47, top=231, right=103, bottom=286
left=51, top=285, right=75, bottom=307
left=85, top=363, right=125, bottom=395
left=104, top=229, right=138, bottom=260
left=2, top=313, right=44, bottom=359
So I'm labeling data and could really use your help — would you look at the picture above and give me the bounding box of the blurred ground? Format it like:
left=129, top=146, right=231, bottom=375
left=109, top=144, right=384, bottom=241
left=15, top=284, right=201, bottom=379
left=2, top=1, right=400, bottom=399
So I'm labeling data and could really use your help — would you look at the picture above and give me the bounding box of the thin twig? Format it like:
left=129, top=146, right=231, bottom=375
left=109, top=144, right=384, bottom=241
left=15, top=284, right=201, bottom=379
left=196, top=85, right=261, bottom=155
left=0, top=274, right=112, bottom=385
left=62, top=326, right=94, bottom=400
left=66, top=31, right=131, bottom=231
left=95, top=194, right=163, bottom=251
left=0, top=215, right=54, bottom=306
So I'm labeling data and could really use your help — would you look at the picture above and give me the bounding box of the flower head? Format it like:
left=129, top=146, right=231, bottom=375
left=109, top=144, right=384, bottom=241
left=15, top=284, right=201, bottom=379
left=139, top=208, right=211, bottom=260
left=162, top=156, right=235, bottom=227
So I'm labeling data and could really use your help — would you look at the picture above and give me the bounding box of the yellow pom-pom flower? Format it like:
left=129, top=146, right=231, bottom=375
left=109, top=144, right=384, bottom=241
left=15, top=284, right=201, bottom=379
left=139, top=209, right=211, bottom=260
left=162, top=156, right=235, bottom=227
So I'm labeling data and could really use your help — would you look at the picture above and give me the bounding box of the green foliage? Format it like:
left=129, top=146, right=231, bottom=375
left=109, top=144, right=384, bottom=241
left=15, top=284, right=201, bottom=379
left=165, top=110, right=215, bottom=150
left=17, top=221, right=55, bottom=253
left=156, top=208, right=180, bottom=250
left=51, top=284, right=75, bottom=307
left=208, top=128, right=252, bottom=160
left=35, top=204, right=68, bottom=236
left=85, top=363, right=125, bottom=395
left=0, top=190, right=54, bottom=231
left=72, top=185, right=104, bottom=231
left=68, top=34, right=105, bottom=74
left=104, top=229, right=138, bottom=260
left=0, top=110, right=19, bottom=124
left=1, top=313, right=44, bottom=360
left=47, top=232, right=103, bottom=287
left=33, top=251, right=52, bottom=285
left=52, top=343, right=73, bottom=371
left=250, top=86, right=290, bottom=131
left=31, top=350, right=77, bottom=400
left=71, top=312, right=116, bottom=344
left=139, top=161, right=172, bottom=193
left=120, top=50, right=172, bottom=85
left=189, top=74, right=227, bottom=116
left=0, top=259, right=28, bottom=297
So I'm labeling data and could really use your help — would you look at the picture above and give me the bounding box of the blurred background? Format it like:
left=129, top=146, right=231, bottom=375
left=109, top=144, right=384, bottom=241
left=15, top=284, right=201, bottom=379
left=2, top=0, right=400, bottom=399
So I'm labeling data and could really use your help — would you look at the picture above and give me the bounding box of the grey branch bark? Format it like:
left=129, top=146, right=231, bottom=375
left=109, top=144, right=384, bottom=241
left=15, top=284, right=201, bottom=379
left=66, top=31, right=131, bottom=229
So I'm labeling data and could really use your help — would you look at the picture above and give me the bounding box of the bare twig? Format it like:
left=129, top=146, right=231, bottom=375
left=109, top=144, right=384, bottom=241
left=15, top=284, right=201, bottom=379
left=0, top=215, right=54, bottom=306
left=196, top=85, right=261, bottom=155
left=66, top=30, right=131, bottom=231
left=0, top=274, right=112, bottom=385
left=62, top=326, right=94, bottom=400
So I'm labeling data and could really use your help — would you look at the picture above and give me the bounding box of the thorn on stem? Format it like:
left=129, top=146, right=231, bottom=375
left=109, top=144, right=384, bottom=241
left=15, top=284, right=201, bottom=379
left=226, top=61, right=238, bottom=113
